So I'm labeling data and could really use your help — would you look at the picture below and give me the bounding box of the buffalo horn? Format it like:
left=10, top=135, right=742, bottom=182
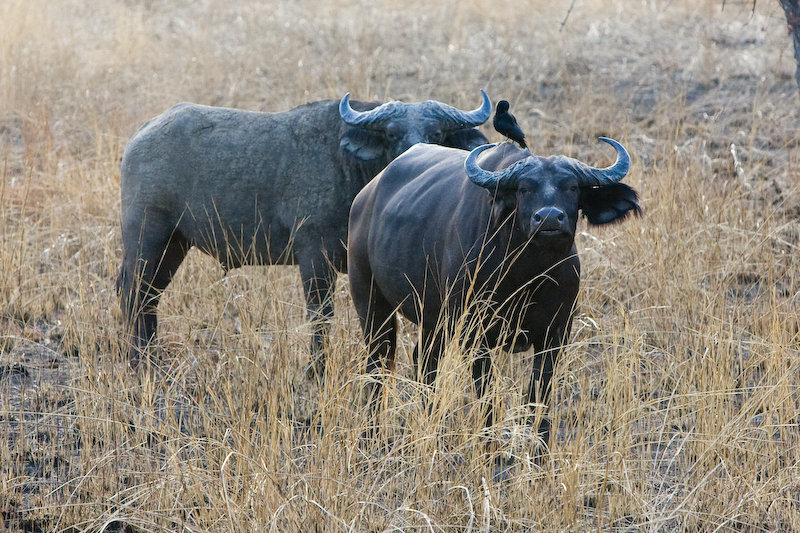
left=465, top=137, right=630, bottom=190
left=464, top=143, right=534, bottom=189
left=426, top=89, right=492, bottom=130
left=339, top=90, right=491, bottom=130
left=339, top=94, right=406, bottom=127
left=570, top=137, right=630, bottom=186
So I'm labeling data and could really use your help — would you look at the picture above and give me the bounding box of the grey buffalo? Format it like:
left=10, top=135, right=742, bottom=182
left=348, top=138, right=639, bottom=445
left=117, top=91, right=491, bottom=369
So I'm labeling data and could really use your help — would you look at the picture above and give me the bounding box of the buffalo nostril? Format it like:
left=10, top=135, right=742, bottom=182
left=532, top=207, right=568, bottom=234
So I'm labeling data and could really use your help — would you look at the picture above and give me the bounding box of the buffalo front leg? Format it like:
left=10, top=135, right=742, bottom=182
left=472, top=348, right=495, bottom=426
left=411, top=326, right=444, bottom=386
left=409, top=329, right=443, bottom=419
left=526, top=347, right=557, bottom=450
left=299, top=255, right=337, bottom=380
left=411, top=328, right=445, bottom=387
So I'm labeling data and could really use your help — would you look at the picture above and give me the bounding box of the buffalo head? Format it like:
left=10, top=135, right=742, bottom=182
left=339, top=90, right=492, bottom=160
left=465, top=138, right=639, bottom=253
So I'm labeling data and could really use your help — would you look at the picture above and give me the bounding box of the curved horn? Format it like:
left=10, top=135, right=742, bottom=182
left=340, top=90, right=492, bottom=130
left=339, top=93, right=407, bottom=128
left=571, top=137, right=630, bottom=186
left=464, top=143, right=533, bottom=189
left=427, top=89, right=492, bottom=130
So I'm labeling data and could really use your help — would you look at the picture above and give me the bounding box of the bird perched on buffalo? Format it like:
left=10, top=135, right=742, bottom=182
left=493, top=100, right=527, bottom=149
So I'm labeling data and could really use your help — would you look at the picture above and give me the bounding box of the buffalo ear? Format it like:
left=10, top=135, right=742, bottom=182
left=444, top=128, right=490, bottom=151
left=340, top=129, right=386, bottom=162
left=580, top=182, right=641, bottom=225
left=489, top=189, right=517, bottom=229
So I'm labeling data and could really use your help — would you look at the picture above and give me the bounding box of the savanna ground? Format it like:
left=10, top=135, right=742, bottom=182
left=1, top=0, right=800, bottom=531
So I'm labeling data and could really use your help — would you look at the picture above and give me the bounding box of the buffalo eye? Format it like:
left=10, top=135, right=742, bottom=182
left=518, top=186, right=530, bottom=195
left=385, top=123, right=402, bottom=143
left=427, top=129, right=443, bottom=143
left=569, top=185, right=578, bottom=193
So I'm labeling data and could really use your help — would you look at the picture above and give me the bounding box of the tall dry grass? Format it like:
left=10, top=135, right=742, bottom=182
left=1, top=0, right=800, bottom=531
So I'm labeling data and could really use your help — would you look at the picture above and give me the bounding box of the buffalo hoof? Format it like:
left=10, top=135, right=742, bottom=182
left=126, top=342, right=165, bottom=372
left=127, top=345, right=145, bottom=370
left=303, top=352, right=327, bottom=382
left=493, top=455, right=517, bottom=483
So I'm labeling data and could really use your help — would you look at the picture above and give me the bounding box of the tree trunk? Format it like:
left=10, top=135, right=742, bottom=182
left=780, top=0, right=800, bottom=88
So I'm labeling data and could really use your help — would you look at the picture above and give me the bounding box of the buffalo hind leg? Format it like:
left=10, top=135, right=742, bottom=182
left=356, top=283, right=397, bottom=437
left=299, top=254, right=337, bottom=380
left=118, top=233, right=188, bottom=367
left=364, top=288, right=397, bottom=407
left=410, top=330, right=494, bottom=424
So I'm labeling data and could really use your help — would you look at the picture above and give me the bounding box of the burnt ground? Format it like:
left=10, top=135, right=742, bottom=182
left=1, top=318, right=79, bottom=532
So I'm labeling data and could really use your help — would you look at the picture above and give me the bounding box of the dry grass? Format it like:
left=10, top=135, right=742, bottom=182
left=2, top=0, right=800, bottom=531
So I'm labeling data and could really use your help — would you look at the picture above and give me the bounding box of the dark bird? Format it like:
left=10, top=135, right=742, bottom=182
left=493, top=100, right=527, bottom=149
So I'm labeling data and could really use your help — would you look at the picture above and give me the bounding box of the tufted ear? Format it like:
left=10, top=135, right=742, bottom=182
left=580, top=182, right=641, bottom=225
left=443, top=128, right=490, bottom=151
left=340, top=128, right=387, bottom=162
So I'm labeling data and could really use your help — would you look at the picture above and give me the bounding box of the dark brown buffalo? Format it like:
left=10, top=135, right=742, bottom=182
left=348, top=138, right=639, bottom=445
